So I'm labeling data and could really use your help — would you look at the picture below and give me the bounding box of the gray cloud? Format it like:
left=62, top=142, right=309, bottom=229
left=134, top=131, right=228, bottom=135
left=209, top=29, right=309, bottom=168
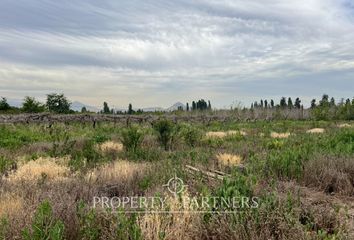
left=0, top=0, right=353, bottom=108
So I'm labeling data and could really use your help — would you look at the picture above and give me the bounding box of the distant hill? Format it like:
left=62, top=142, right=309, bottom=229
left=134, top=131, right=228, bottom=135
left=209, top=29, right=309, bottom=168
left=7, top=98, right=23, bottom=108
left=71, top=101, right=99, bottom=112
left=166, top=102, right=185, bottom=111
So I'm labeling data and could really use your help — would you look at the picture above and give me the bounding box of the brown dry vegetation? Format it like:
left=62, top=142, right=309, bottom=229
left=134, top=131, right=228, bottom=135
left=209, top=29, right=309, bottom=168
left=0, top=119, right=353, bottom=239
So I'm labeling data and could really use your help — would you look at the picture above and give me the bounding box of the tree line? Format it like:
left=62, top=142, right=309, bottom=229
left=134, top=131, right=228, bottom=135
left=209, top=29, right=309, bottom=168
left=251, top=97, right=303, bottom=109
left=0, top=94, right=353, bottom=120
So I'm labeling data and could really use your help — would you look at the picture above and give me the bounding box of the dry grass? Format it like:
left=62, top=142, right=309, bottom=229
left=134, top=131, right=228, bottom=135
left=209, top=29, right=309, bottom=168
left=270, top=132, right=291, bottom=139
left=86, top=160, right=148, bottom=184
left=303, top=155, right=354, bottom=196
left=216, top=153, right=242, bottom=166
left=0, top=193, right=24, bottom=218
left=98, top=141, right=123, bottom=153
left=306, top=128, right=325, bottom=134
left=6, top=157, right=69, bottom=182
left=139, top=192, right=201, bottom=240
left=227, top=130, right=247, bottom=136
left=338, top=123, right=352, bottom=128
left=206, top=131, right=227, bottom=138
left=206, top=130, right=247, bottom=138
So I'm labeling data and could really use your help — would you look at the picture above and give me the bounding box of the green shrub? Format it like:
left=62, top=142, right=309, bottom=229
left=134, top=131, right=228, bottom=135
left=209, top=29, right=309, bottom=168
left=116, top=212, right=142, bottom=240
left=121, top=126, right=144, bottom=152
left=49, top=128, right=75, bottom=157
left=77, top=202, right=101, bottom=240
left=92, top=134, right=110, bottom=144
left=180, top=124, right=202, bottom=147
left=153, top=119, right=175, bottom=150
left=22, top=201, right=65, bottom=240
left=0, top=217, right=8, bottom=240
left=266, top=149, right=307, bottom=180
left=69, top=139, right=102, bottom=171
left=0, top=156, right=15, bottom=175
left=267, top=139, right=284, bottom=150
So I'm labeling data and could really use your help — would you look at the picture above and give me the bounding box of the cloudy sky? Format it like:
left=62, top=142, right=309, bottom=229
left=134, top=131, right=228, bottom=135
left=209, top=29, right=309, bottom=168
left=0, top=0, right=354, bottom=109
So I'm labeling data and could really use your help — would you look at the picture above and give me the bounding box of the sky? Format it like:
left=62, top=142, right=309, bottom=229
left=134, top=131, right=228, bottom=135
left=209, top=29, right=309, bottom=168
left=0, top=0, right=354, bottom=109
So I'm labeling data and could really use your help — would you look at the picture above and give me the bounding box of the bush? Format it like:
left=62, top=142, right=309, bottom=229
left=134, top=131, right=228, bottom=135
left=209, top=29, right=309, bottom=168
left=266, top=149, right=307, bottom=180
left=0, top=217, right=8, bottom=240
left=121, top=126, right=144, bottom=152
left=77, top=202, right=101, bottom=240
left=180, top=124, right=202, bottom=147
left=22, top=201, right=65, bottom=240
left=0, top=156, right=15, bottom=175
left=69, top=139, right=102, bottom=171
left=49, top=128, right=76, bottom=157
left=22, top=96, right=46, bottom=113
left=153, top=119, right=175, bottom=150
left=92, top=134, right=110, bottom=144
left=116, top=212, right=142, bottom=240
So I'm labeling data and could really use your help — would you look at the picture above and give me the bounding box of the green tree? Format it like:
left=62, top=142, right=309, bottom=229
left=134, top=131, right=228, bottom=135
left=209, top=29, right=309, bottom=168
left=128, top=103, right=134, bottom=114
left=192, top=101, right=196, bottom=111
left=103, top=102, right=110, bottom=114
left=46, top=93, right=71, bottom=114
left=280, top=97, right=287, bottom=108
left=121, top=126, right=144, bottom=152
left=208, top=100, right=211, bottom=110
left=0, top=97, right=10, bottom=111
left=22, top=96, right=45, bottom=113
left=311, top=99, right=316, bottom=108
left=287, top=97, right=293, bottom=109
left=81, top=107, right=87, bottom=113
left=196, top=99, right=208, bottom=110
left=294, top=98, right=301, bottom=109
left=153, top=119, right=174, bottom=150
left=270, top=99, right=274, bottom=108
left=264, top=100, right=268, bottom=108
left=186, top=103, right=189, bottom=111
left=319, top=94, right=329, bottom=107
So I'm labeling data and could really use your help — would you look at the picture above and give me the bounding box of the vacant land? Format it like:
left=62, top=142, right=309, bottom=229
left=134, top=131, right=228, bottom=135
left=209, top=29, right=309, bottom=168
left=0, top=118, right=353, bottom=239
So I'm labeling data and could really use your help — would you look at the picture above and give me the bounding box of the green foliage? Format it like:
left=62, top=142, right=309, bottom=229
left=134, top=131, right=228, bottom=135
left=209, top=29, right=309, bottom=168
left=22, top=96, right=45, bottom=113
left=266, top=149, right=307, bottom=180
left=179, top=124, right=202, bottom=147
left=153, top=119, right=175, bottom=150
left=0, top=125, right=42, bottom=149
left=0, top=156, right=15, bottom=175
left=123, top=147, right=163, bottom=162
left=103, top=102, right=110, bottom=114
left=0, top=217, right=8, bottom=240
left=77, top=202, right=101, bottom=240
left=115, top=212, right=142, bottom=240
left=22, top=201, right=65, bottom=240
left=92, top=134, right=110, bottom=144
left=121, top=126, right=144, bottom=152
left=190, top=99, right=211, bottom=111
left=267, top=139, right=284, bottom=150
left=70, top=139, right=102, bottom=171
left=322, top=130, right=354, bottom=155
left=49, top=127, right=76, bottom=157
left=128, top=103, right=134, bottom=115
left=0, top=97, right=10, bottom=111
left=46, top=93, right=71, bottom=114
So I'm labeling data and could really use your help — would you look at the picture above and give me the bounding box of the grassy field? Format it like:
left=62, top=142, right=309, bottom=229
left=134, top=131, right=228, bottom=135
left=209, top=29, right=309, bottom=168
left=0, top=119, right=353, bottom=239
